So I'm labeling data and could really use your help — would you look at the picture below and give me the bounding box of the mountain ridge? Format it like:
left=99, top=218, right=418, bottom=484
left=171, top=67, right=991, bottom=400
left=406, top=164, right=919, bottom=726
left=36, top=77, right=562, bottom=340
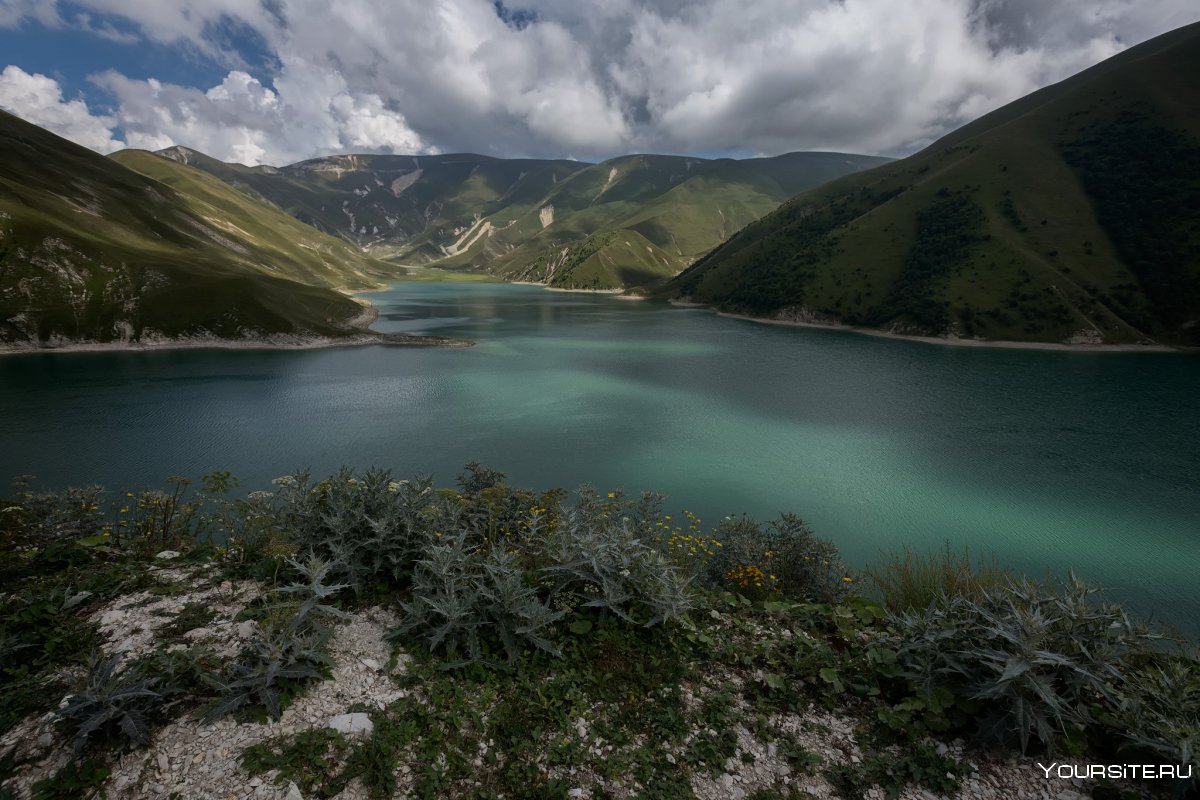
left=164, top=145, right=891, bottom=290
left=659, top=21, right=1200, bottom=347
left=0, top=110, right=403, bottom=350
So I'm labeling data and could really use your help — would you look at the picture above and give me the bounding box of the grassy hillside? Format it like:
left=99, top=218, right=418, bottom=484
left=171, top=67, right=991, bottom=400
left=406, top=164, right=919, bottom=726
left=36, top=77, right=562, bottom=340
left=175, top=147, right=889, bottom=290
left=110, top=150, right=393, bottom=292
left=447, top=152, right=889, bottom=288
left=0, top=111, right=400, bottom=348
left=664, top=22, right=1200, bottom=346
left=159, top=148, right=587, bottom=263
left=501, top=228, right=679, bottom=290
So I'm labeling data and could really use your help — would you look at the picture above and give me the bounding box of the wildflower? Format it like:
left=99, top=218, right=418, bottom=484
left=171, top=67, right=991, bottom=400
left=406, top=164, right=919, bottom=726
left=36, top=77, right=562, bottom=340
left=842, top=576, right=853, bottom=583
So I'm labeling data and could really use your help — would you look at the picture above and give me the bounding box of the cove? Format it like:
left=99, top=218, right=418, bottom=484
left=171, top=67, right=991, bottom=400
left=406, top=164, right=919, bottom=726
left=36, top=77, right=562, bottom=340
left=1, top=281, right=1198, bottom=631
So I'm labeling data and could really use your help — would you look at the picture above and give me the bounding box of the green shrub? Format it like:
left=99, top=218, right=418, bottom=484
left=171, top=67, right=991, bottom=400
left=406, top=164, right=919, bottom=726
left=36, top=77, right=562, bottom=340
left=392, top=534, right=564, bottom=668
left=2, top=481, right=106, bottom=550
left=207, top=557, right=343, bottom=720
left=1112, top=652, right=1199, bottom=797
left=206, top=619, right=332, bottom=722
left=55, top=655, right=163, bottom=753
left=268, top=468, right=435, bottom=593
left=865, top=543, right=1012, bottom=612
left=535, top=487, right=694, bottom=626
left=888, top=574, right=1153, bottom=753
left=705, top=513, right=850, bottom=602
left=392, top=481, right=696, bottom=668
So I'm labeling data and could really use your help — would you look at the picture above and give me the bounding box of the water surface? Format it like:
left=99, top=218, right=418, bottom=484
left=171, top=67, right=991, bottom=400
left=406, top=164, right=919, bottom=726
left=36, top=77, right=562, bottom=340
left=2, top=282, right=1197, bottom=629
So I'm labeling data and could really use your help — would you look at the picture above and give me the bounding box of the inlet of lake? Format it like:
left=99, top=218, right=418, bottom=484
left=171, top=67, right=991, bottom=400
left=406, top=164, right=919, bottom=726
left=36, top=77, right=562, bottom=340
left=2, top=281, right=1198, bottom=631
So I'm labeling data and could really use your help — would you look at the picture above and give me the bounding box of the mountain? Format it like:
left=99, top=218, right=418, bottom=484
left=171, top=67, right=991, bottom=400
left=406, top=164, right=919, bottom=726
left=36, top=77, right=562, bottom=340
left=167, top=147, right=890, bottom=290
left=156, top=148, right=586, bottom=262
left=663, top=22, right=1200, bottom=346
left=0, top=110, right=396, bottom=349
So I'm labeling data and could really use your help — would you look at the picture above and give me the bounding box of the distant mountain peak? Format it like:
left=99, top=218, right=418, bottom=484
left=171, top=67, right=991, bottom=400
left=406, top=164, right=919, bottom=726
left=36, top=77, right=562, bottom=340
left=156, top=145, right=200, bottom=165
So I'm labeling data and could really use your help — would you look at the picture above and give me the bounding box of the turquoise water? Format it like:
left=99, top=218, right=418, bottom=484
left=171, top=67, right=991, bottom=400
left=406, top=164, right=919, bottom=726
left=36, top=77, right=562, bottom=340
left=2, top=282, right=1198, bottom=629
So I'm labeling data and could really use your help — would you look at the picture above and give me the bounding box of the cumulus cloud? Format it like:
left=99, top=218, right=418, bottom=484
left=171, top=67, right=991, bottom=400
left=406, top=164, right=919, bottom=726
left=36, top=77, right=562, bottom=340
left=90, top=63, right=428, bottom=165
left=2, top=0, right=1197, bottom=162
left=0, top=65, right=124, bottom=151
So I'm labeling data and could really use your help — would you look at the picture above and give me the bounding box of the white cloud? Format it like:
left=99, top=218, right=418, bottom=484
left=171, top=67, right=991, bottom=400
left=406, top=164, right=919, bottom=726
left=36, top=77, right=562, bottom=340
left=3, top=0, right=1197, bottom=161
left=0, top=0, right=59, bottom=28
left=91, top=64, right=428, bottom=165
left=0, top=65, right=124, bottom=151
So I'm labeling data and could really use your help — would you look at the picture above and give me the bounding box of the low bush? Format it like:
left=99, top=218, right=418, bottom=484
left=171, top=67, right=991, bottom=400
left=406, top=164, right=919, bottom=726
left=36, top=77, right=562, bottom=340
left=393, top=535, right=565, bottom=667
left=55, top=655, right=163, bottom=753
left=534, top=487, right=694, bottom=626
left=1111, top=651, right=1200, bottom=797
left=886, top=574, right=1153, bottom=753
left=268, top=468, right=435, bottom=593
left=393, top=484, right=694, bottom=667
left=705, top=513, right=851, bottom=602
left=1, top=479, right=106, bottom=551
left=207, top=557, right=344, bottom=720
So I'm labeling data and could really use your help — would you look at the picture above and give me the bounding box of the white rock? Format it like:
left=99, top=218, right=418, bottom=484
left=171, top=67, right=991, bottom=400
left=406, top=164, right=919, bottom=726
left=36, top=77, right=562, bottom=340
left=155, top=550, right=181, bottom=559
left=569, top=789, right=585, bottom=799
left=285, top=782, right=304, bottom=800
left=327, top=713, right=373, bottom=736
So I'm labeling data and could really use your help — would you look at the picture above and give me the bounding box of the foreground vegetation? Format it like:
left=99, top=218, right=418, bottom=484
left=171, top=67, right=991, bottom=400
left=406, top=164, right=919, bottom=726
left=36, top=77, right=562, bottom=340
left=0, top=466, right=1196, bottom=799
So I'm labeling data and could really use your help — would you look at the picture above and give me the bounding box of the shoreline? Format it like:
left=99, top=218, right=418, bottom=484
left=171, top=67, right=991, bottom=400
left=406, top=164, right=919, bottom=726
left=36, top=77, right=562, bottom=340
left=672, top=302, right=1183, bottom=353
left=510, top=280, right=624, bottom=295
left=1, top=293, right=473, bottom=357
left=0, top=332, right=473, bottom=358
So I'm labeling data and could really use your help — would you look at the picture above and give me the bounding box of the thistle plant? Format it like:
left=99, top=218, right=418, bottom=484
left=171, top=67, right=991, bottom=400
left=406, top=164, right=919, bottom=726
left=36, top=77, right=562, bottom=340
left=1115, top=653, right=1200, bottom=796
left=888, top=574, right=1154, bottom=753
left=276, top=555, right=351, bottom=630
left=270, top=468, right=435, bottom=592
left=206, top=555, right=344, bottom=720
left=204, top=622, right=332, bottom=721
left=392, top=533, right=563, bottom=668
left=536, top=501, right=693, bottom=627
left=56, top=654, right=163, bottom=753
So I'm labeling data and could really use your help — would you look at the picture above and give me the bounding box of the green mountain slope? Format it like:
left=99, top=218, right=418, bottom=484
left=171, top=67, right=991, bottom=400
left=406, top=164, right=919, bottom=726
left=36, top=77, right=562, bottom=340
left=158, top=147, right=587, bottom=263
left=444, top=152, right=890, bottom=289
left=173, top=147, right=889, bottom=290
left=0, top=111, right=395, bottom=348
left=664, top=21, right=1200, bottom=346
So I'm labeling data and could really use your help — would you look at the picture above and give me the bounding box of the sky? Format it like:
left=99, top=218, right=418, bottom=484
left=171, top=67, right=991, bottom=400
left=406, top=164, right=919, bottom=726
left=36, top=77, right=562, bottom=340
left=0, top=0, right=1196, bottom=166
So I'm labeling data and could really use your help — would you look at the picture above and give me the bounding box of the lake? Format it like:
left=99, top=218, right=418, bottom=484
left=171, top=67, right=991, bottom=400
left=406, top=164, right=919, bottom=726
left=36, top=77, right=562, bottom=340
left=2, top=281, right=1198, bottom=629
